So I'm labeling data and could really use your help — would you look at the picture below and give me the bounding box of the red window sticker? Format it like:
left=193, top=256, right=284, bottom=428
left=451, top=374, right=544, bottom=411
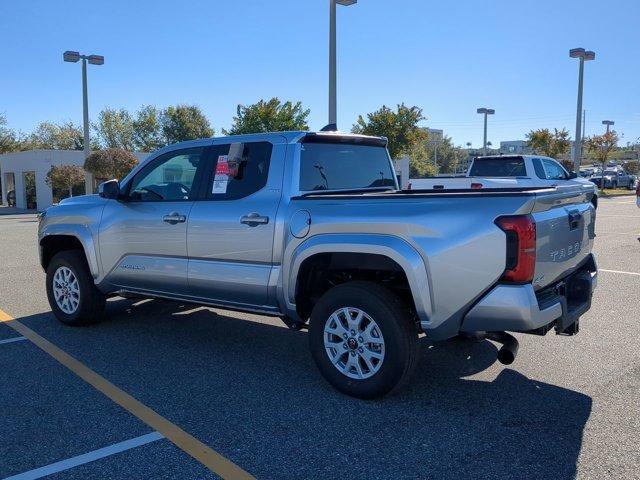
left=216, top=155, right=229, bottom=175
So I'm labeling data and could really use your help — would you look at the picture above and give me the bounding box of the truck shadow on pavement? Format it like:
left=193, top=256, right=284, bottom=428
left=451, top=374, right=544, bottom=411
left=19, top=298, right=592, bottom=480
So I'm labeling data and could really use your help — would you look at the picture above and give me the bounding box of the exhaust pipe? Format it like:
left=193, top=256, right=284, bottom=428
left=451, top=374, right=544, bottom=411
left=484, top=332, right=519, bottom=365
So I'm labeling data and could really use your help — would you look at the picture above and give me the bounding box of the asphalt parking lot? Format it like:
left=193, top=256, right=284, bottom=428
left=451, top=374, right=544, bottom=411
left=0, top=196, right=639, bottom=480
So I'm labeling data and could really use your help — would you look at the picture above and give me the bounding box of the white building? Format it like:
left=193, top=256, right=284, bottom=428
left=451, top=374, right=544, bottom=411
left=500, top=140, right=531, bottom=155
left=0, top=150, right=146, bottom=210
left=425, top=128, right=444, bottom=143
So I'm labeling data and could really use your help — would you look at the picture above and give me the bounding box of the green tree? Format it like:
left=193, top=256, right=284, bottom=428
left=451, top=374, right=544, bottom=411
left=45, top=164, right=85, bottom=198
left=223, top=98, right=310, bottom=135
left=94, top=108, right=135, bottom=150
left=352, top=104, right=427, bottom=159
left=624, top=161, right=639, bottom=175
left=84, top=148, right=138, bottom=180
left=23, top=121, right=85, bottom=150
left=162, top=105, right=213, bottom=144
left=431, top=136, right=463, bottom=174
left=132, top=105, right=165, bottom=152
left=526, top=128, right=571, bottom=159
left=0, top=113, right=18, bottom=153
left=407, top=141, right=438, bottom=178
left=586, top=131, right=619, bottom=191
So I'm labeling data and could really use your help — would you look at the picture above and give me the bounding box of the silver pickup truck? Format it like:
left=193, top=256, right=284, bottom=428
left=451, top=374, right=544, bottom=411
left=38, top=131, right=598, bottom=398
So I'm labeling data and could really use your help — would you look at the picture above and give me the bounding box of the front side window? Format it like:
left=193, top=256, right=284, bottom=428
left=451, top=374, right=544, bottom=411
left=207, top=142, right=272, bottom=200
left=469, top=157, right=526, bottom=177
left=129, top=148, right=204, bottom=201
left=542, top=159, right=568, bottom=180
left=299, top=143, right=395, bottom=191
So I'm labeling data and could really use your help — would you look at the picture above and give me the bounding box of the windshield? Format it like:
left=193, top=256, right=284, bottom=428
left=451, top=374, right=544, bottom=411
left=469, top=157, right=527, bottom=177
left=299, top=143, right=396, bottom=191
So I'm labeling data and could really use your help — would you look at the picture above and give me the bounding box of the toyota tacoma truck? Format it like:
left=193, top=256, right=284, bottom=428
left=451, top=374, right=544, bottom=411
left=38, top=131, right=598, bottom=398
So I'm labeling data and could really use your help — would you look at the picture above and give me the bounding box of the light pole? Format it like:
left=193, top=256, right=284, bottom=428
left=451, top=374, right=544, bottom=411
left=570, top=48, right=595, bottom=171
left=63, top=50, right=104, bottom=193
left=476, top=108, right=495, bottom=155
left=602, top=120, right=614, bottom=134
left=329, top=0, right=356, bottom=129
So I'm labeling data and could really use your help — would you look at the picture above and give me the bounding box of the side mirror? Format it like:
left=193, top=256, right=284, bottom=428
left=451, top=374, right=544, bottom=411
left=568, top=171, right=578, bottom=179
left=98, top=179, right=120, bottom=199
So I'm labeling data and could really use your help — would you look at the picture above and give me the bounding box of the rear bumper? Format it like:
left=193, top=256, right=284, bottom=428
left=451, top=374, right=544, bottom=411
left=460, top=254, right=597, bottom=334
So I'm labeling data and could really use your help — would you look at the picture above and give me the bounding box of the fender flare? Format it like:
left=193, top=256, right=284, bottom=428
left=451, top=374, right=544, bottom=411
left=39, top=224, right=100, bottom=280
left=280, top=233, right=432, bottom=324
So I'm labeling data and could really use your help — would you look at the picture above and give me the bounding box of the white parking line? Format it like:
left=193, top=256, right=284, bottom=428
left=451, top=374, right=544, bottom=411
left=596, top=232, right=638, bottom=236
left=4, top=432, right=164, bottom=480
left=0, top=336, right=26, bottom=345
left=599, top=269, right=640, bottom=277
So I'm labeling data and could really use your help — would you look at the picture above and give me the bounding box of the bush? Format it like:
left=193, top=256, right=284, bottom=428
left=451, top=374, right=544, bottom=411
left=45, top=165, right=85, bottom=198
left=84, top=148, right=138, bottom=180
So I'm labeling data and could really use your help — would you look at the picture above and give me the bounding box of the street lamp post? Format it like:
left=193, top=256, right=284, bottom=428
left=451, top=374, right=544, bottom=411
left=476, top=108, right=495, bottom=155
left=602, top=120, right=614, bottom=134
left=63, top=50, right=104, bottom=193
left=569, top=48, right=595, bottom=171
left=328, top=0, right=356, bottom=129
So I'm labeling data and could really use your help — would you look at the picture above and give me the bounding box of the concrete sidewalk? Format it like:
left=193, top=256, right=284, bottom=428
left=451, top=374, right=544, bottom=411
left=0, top=206, right=37, bottom=216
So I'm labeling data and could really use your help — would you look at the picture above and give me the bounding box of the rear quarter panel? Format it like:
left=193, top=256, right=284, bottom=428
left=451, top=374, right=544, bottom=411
left=283, top=194, right=535, bottom=338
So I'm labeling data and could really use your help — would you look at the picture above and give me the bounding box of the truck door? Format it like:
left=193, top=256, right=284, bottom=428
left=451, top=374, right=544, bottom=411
left=99, top=147, right=207, bottom=294
left=187, top=139, right=284, bottom=308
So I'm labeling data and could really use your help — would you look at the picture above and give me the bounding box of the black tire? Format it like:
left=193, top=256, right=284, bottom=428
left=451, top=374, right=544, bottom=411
left=309, top=281, right=418, bottom=399
left=46, top=250, right=106, bottom=326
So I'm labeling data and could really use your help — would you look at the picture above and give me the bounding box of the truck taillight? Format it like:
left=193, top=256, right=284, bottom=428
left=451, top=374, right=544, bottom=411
left=636, top=182, right=640, bottom=197
left=495, top=215, right=536, bottom=283
left=470, top=182, right=483, bottom=189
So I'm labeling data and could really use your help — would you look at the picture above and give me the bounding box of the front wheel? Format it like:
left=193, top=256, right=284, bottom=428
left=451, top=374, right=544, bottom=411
left=46, top=250, right=106, bottom=326
left=309, top=281, right=418, bottom=399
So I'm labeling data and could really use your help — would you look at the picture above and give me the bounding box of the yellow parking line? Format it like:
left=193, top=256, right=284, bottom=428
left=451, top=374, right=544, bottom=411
left=0, top=308, right=254, bottom=480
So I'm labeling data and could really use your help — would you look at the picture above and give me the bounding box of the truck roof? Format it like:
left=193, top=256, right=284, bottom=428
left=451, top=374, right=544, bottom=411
left=160, top=130, right=387, bottom=152
left=474, top=154, right=556, bottom=161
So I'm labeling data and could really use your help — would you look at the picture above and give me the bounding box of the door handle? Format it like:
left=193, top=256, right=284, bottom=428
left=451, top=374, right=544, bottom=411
left=240, top=213, right=269, bottom=226
left=162, top=212, right=186, bottom=225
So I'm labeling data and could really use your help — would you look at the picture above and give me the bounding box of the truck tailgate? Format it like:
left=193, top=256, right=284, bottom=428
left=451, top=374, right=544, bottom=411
left=531, top=185, right=596, bottom=290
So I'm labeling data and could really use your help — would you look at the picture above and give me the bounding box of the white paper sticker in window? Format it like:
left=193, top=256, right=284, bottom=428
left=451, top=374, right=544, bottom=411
left=212, top=155, right=229, bottom=194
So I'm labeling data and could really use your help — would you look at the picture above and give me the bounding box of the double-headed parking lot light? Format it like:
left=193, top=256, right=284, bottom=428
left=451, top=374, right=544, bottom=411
left=63, top=50, right=105, bottom=193
left=477, top=108, right=495, bottom=155
left=602, top=120, right=614, bottom=134
left=570, top=48, right=596, bottom=170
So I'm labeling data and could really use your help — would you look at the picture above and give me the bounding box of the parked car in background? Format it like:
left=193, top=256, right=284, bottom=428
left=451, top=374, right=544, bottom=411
left=37, top=131, right=598, bottom=398
left=7, top=190, right=16, bottom=207
left=410, top=155, right=599, bottom=208
left=589, top=167, right=635, bottom=190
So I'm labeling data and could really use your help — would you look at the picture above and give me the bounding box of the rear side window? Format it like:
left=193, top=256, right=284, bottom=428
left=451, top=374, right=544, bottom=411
left=207, top=142, right=272, bottom=200
left=469, top=158, right=526, bottom=177
left=542, top=158, right=568, bottom=180
left=299, top=143, right=395, bottom=191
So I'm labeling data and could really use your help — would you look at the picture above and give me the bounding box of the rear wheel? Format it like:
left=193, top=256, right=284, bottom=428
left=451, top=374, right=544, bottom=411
left=46, top=251, right=106, bottom=325
left=309, top=281, right=418, bottom=399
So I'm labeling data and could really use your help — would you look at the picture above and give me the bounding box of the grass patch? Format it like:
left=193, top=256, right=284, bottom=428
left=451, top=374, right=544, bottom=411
left=599, top=188, right=636, bottom=197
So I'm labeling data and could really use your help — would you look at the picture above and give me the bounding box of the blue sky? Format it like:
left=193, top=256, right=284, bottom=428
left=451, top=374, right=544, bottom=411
left=1, top=0, right=639, bottom=148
